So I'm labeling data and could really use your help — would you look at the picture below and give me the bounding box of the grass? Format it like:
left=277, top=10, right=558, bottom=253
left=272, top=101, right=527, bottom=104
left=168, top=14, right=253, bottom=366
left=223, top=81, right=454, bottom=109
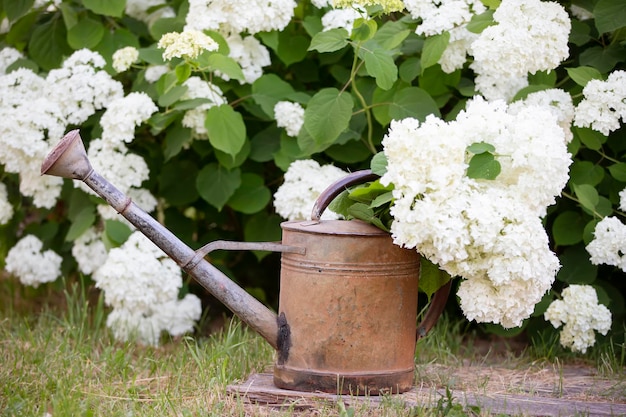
left=1, top=278, right=624, bottom=416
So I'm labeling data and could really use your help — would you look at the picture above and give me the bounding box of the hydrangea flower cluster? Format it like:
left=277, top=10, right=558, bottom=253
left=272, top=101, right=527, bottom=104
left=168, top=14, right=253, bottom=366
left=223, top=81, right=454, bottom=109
left=222, top=33, right=271, bottom=84
left=321, top=8, right=362, bottom=32
left=274, top=101, right=305, bottom=137
left=544, top=285, right=612, bottom=353
left=574, top=70, right=626, bottom=136
left=586, top=216, right=626, bottom=272
left=470, top=0, right=570, bottom=100
left=125, top=0, right=175, bottom=26
left=380, top=97, right=571, bottom=327
left=71, top=227, right=109, bottom=275
left=112, top=46, right=139, bottom=73
left=158, top=30, right=219, bottom=61
left=93, top=232, right=202, bottom=346
left=5, top=235, right=62, bottom=288
left=0, top=183, right=13, bottom=225
left=185, top=0, right=296, bottom=35
left=274, top=159, right=347, bottom=221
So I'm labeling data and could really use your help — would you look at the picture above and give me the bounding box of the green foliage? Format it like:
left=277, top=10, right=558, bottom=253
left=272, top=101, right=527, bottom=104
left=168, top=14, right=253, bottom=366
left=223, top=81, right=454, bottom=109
left=1, top=0, right=624, bottom=344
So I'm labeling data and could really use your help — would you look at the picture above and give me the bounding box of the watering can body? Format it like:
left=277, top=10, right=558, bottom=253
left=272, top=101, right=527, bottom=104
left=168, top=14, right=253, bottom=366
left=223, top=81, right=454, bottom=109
left=41, top=130, right=450, bottom=396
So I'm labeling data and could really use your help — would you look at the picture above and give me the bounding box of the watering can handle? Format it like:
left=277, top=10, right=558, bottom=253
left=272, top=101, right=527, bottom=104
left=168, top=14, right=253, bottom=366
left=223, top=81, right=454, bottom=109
left=310, top=169, right=452, bottom=341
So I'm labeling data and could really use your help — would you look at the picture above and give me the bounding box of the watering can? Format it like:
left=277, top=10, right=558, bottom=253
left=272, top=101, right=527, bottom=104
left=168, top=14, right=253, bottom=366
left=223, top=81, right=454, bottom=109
left=41, top=130, right=451, bottom=395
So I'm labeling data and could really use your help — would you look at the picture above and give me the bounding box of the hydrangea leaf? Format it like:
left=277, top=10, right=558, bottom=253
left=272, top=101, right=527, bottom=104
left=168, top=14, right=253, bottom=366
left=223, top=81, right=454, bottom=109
left=466, top=152, right=501, bottom=180
left=28, top=19, right=72, bottom=70
left=360, top=44, right=397, bottom=90
left=573, top=183, right=599, bottom=212
left=215, top=140, right=251, bottom=170
left=206, top=53, right=245, bottom=82
left=467, top=142, right=496, bottom=154
left=574, top=126, right=606, bottom=150
left=351, top=18, right=377, bottom=42
left=370, top=151, right=388, bottom=176
left=251, top=74, right=296, bottom=117
left=552, top=211, right=585, bottom=246
left=4, top=0, right=34, bottom=22
left=227, top=173, right=271, bottom=214
left=594, top=0, right=626, bottom=34
left=347, top=202, right=388, bottom=231
left=304, top=88, right=353, bottom=148
left=164, top=124, right=192, bottom=161
left=205, top=104, right=246, bottom=158
left=276, top=34, right=309, bottom=66
left=466, top=10, right=495, bottom=34
left=308, top=28, right=349, bottom=53
left=569, top=160, right=605, bottom=186
left=196, top=164, right=241, bottom=211
left=82, top=0, right=125, bottom=17
left=67, top=17, right=104, bottom=49
left=608, top=163, right=626, bottom=182
left=373, top=20, right=411, bottom=50
left=420, top=31, right=450, bottom=73
left=419, top=258, right=451, bottom=300
left=65, top=207, right=96, bottom=242
left=389, top=86, right=440, bottom=121
left=104, top=220, right=132, bottom=247
left=566, top=66, right=604, bottom=87
left=158, top=160, right=199, bottom=206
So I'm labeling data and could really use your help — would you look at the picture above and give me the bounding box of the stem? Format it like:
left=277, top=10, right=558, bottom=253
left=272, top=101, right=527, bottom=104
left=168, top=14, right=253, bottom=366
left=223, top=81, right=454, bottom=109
left=562, top=191, right=604, bottom=219
left=346, top=42, right=377, bottom=154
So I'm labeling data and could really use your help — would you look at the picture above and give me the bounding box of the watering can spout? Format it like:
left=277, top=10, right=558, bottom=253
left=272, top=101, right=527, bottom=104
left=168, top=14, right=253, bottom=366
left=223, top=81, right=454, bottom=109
left=41, top=130, right=282, bottom=350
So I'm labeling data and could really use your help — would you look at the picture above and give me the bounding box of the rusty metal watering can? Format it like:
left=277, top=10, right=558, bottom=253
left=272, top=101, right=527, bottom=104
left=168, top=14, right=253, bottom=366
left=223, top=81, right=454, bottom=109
left=41, top=130, right=451, bottom=395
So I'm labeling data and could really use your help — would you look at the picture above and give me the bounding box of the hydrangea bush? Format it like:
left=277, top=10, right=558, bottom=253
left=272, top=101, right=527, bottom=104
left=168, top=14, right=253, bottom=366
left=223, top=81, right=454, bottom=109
left=0, top=0, right=624, bottom=352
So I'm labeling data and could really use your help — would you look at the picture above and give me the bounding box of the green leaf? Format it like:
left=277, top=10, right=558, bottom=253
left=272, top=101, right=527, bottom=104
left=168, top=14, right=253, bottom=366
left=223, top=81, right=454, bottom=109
left=420, top=31, right=450, bottom=73
left=82, top=0, right=126, bottom=17
left=552, top=211, right=585, bottom=246
left=67, top=17, right=104, bottom=49
left=3, top=0, right=34, bottom=22
left=556, top=245, right=597, bottom=284
left=361, top=47, right=397, bottom=90
left=347, top=203, right=388, bottom=231
left=573, top=183, right=599, bottom=211
left=419, top=258, right=451, bottom=300
left=175, top=63, right=191, bottom=84
left=28, top=19, right=72, bottom=70
left=303, top=88, right=353, bottom=148
left=373, top=20, right=410, bottom=50
left=370, top=152, right=388, bottom=176
left=215, top=140, right=251, bottom=169
left=277, top=34, right=310, bottom=66
left=250, top=126, right=282, bottom=162
left=574, top=126, right=606, bottom=150
left=207, top=53, right=245, bottom=82
left=467, top=142, right=496, bottom=154
left=371, top=191, right=393, bottom=208
left=351, top=18, right=377, bottom=42
left=594, top=0, right=626, bottom=34
left=104, top=220, right=132, bottom=247
left=158, top=85, right=188, bottom=107
left=65, top=207, right=96, bottom=242
left=389, top=87, right=440, bottom=122
left=467, top=153, right=501, bottom=180
left=244, top=213, right=283, bottom=261
left=205, top=104, right=246, bottom=157
left=227, top=173, right=271, bottom=214
left=158, top=160, right=199, bottom=206
left=608, top=163, right=626, bottom=182
left=565, top=66, right=604, bottom=87
left=163, top=124, right=192, bottom=161
left=569, top=160, right=605, bottom=186
left=196, top=164, right=241, bottom=211
left=251, top=74, right=296, bottom=117
left=466, top=10, right=495, bottom=33
left=308, top=28, right=349, bottom=53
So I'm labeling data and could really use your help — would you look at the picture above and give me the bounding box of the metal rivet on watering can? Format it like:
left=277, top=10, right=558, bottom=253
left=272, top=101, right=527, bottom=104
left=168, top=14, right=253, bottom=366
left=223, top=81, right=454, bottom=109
left=41, top=131, right=451, bottom=396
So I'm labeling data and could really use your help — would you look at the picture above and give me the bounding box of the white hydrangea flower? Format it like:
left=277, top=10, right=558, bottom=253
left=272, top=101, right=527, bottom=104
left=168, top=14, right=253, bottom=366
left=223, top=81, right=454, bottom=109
left=438, top=27, right=478, bottom=74
left=544, top=285, right=612, bottom=353
left=94, top=232, right=202, bottom=345
left=5, top=235, right=62, bottom=287
left=112, top=46, right=139, bottom=73
left=470, top=0, right=570, bottom=101
left=144, top=65, right=170, bottom=83
left=334, top=0, right=404, bottom=13
left=274, top=159, right=348, bottom=221
left=473, top=72, right=529, bottom=102
left=574, top=70, right=626, bottom=136
left=586, top=216, right=626, bottom=272
left=570, top=4, right=593, bottom=21
left=46, top=49, right=124, bottom=125
left=509, top=88, right=574, bottom=143
left=0, top=182, right=13, bottom=224
left=93, top=232, right=182, bottom=311
left=321, top=8, right=361, bottom=32
left=380, top=97, right=570, bottom=327
left=222, top=33, right=270, bottom=84
left=181, top=76, right=227, bottom=139
left=126, top=0, right=175, bottom=26
left=404, top=0, right=486, bottom=36
left=158, top=30, right=219, bottom=61
left=274, top=101, right=305, bottom=137
left=72, top=227, right=109, bottom=275
left=312, top=0, right=331, bottom=7
left=619, top=188, right=626, bottom=212
left=83, top=139, right=150, bottom=195
left=185, top=0, right=296, bottom=35
left=0, top=46, right=23, bottom=74
left=100, top=92, right=158, bottom=143
left=18, top=161, right=64, bottom=209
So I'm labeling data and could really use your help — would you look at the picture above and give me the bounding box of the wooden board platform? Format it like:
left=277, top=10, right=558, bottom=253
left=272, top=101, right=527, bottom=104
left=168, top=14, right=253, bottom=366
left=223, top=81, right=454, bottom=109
left=227, top=373, right=626, bottom=416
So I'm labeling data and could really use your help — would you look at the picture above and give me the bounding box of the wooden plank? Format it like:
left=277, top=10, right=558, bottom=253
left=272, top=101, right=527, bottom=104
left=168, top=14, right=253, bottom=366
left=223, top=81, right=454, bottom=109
left=227, top=373, right=626, bottom=416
